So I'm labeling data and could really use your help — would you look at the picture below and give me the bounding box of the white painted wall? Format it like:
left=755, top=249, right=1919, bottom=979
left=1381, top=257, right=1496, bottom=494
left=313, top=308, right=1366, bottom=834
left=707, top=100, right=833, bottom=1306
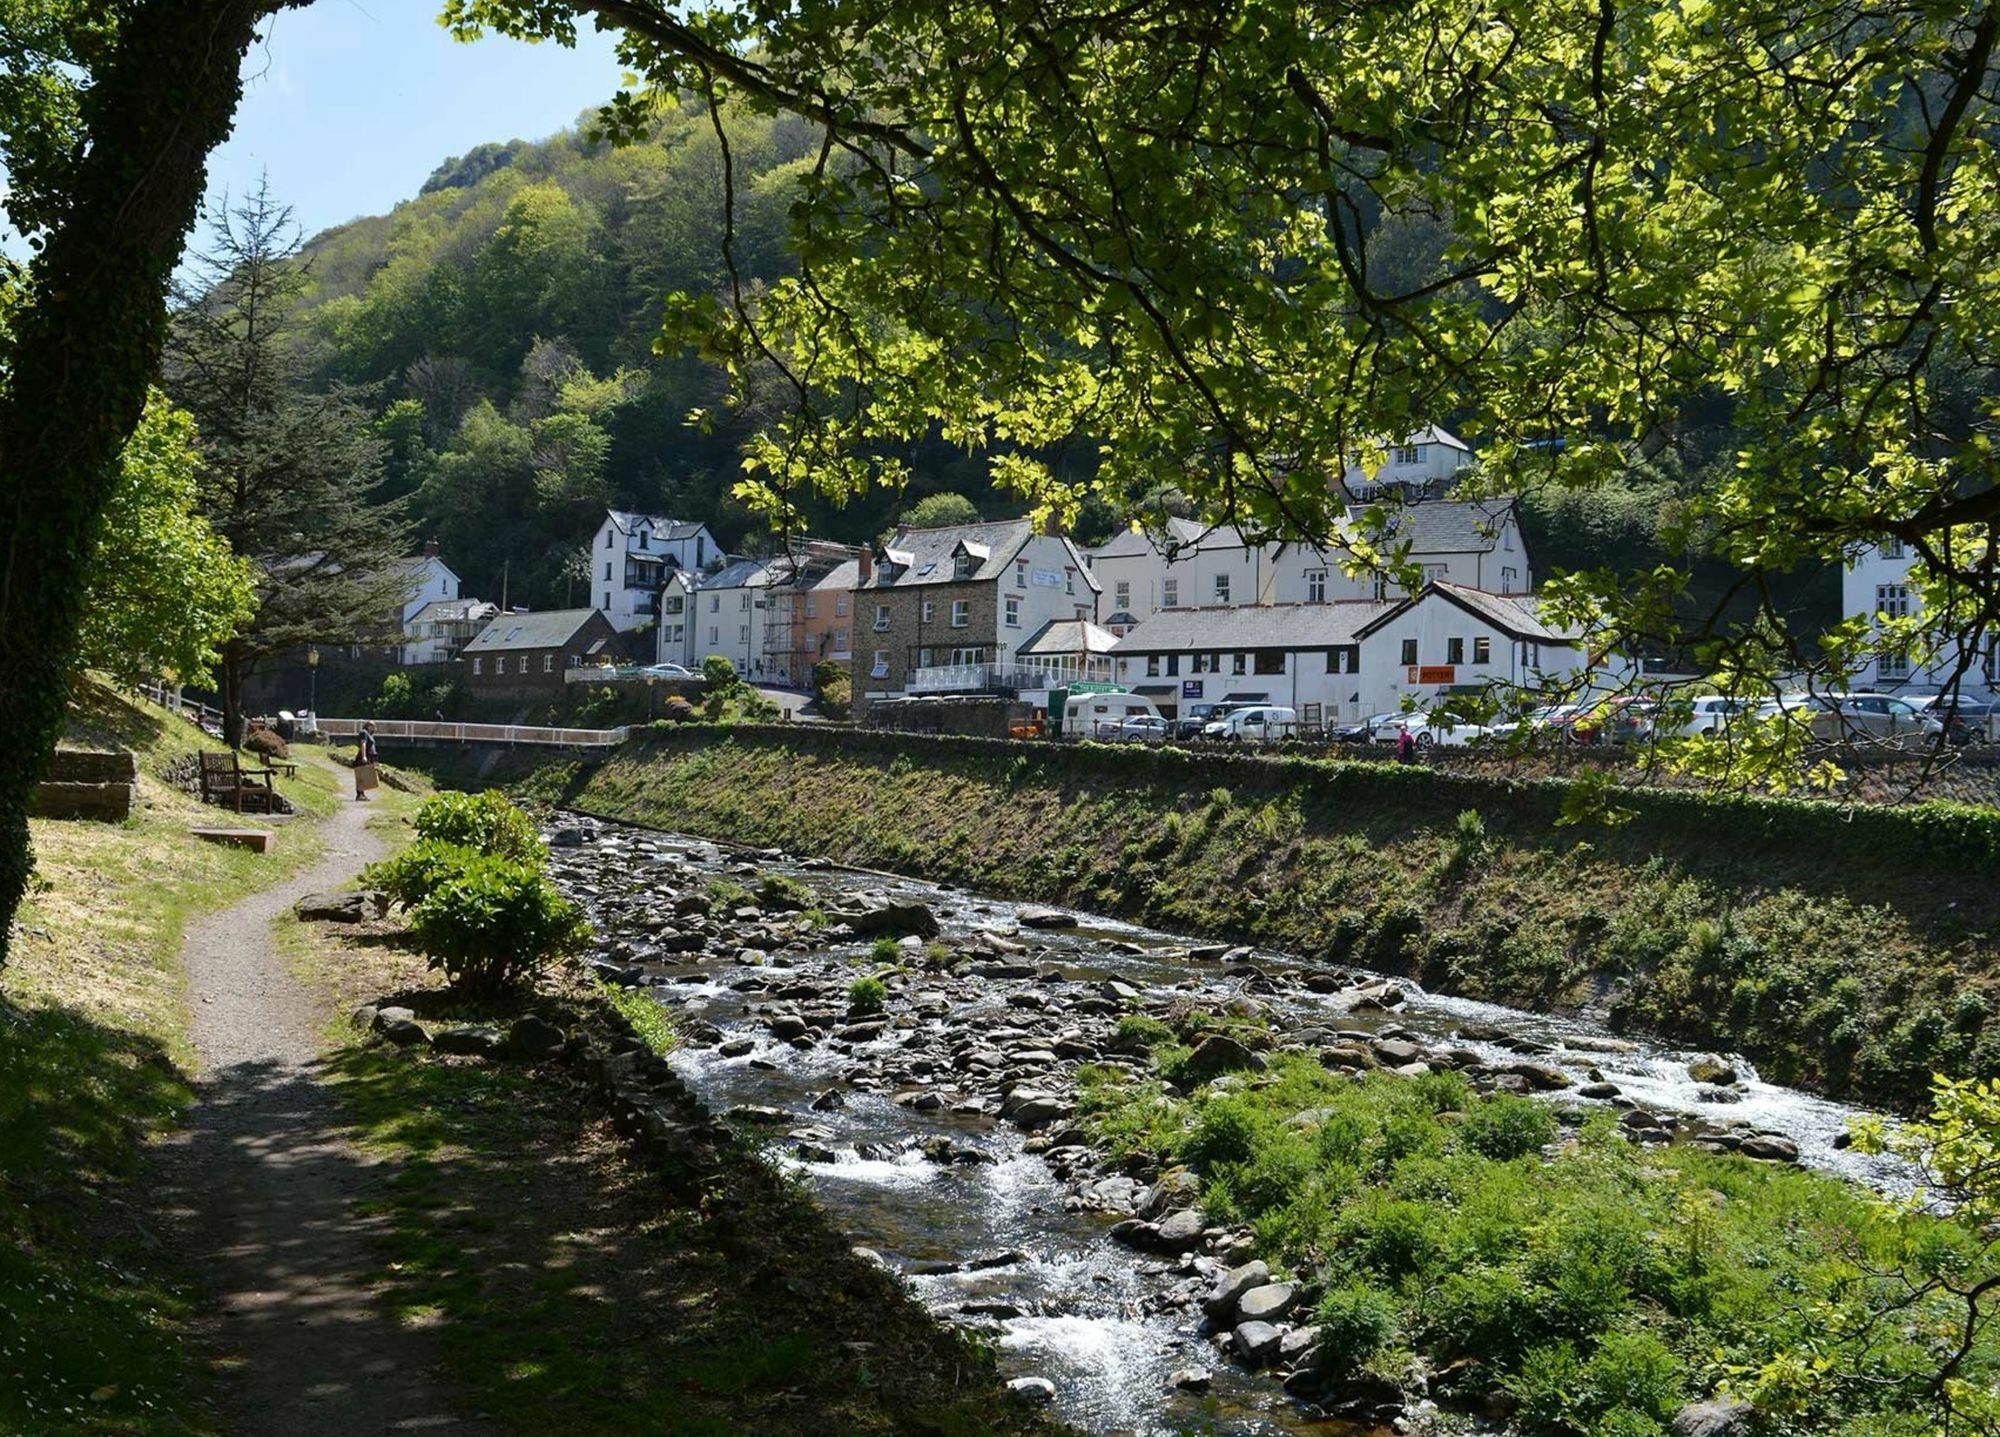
left=591, top=513, right=719, bottom=632
left=1840, top=541, right=1994, bottom=694
left=1110, top=647, right=1367, bottom=723
left=1360, top=598, right=1582, bottom=717
left=993, top=535, right=1098, bottom=663
left=1089, top=531, right=1261, bottom=626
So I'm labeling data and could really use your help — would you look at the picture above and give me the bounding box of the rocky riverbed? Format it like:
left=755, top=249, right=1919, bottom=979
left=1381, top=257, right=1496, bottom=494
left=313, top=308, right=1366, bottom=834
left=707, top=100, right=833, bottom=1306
left=545, top=813, right=1905, bottom=1436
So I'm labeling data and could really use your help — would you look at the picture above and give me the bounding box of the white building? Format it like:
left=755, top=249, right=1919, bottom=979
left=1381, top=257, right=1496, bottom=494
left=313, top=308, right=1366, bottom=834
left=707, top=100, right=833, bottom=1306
left=1087, top=498, right=1530, bottom=630
left=1841, top=540, right=1994, bottom=695
left=1340, top=424, right=1477, bottom=498
left=687, top=556, right=784, bottom=679
left=1354, top=582, right=1585, bottom=717
left=590, top=510, right=719, bottom=632
left=655, top=569, right=699, bottom=669
left=1108, top=601, right=1391, bottom=726
left=400, top=598, right=497, bottom=666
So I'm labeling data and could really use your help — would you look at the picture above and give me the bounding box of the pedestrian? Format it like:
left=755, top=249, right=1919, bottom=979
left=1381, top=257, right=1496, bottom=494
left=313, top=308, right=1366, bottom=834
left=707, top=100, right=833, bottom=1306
left=1395, top=725, right=1417, bottom=764
left=354, top=721, right=379, bottom=801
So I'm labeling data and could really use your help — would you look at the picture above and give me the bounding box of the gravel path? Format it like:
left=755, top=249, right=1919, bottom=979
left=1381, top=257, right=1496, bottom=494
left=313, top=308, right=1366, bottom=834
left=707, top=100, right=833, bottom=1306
left=160, top=793, right=488, bottom=1436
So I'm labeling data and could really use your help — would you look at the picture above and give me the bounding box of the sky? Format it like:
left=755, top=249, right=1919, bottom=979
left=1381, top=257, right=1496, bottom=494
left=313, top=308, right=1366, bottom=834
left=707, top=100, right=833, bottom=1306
left=1, top=3, right=625, bottom=257
left=210, top=2, right=624, bottom=240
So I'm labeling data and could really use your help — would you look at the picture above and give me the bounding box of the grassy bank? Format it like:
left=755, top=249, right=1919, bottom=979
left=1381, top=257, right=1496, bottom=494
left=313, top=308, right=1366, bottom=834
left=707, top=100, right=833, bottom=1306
left=286, top=883, right=1059, bottom=1437
left=1, top=681, right=348, bottom=1437
left=513, top=728, right=1998, bottom=1111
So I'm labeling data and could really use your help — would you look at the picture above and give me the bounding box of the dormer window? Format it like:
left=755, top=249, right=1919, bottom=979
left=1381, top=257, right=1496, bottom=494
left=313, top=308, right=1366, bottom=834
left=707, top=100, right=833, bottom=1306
left=954, top=553, right=976, bottom=580
left=638, top=530, right=649, bottom=549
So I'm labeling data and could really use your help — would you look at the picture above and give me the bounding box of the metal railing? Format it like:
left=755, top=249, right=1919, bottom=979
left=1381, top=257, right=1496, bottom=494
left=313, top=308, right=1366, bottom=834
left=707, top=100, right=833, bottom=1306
left=906, top=662, right=1050, bottom=694
left=318, top=718, right=630, bottom=748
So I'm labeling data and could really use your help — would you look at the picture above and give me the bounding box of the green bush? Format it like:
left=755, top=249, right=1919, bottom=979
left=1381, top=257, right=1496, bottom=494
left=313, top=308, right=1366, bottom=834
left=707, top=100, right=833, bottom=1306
left=410, top=790, right=544, bottom=866
left=1314, top=1282, right=1399, bottom=1375
left=869, top=935, right=902, bottom=964
left=812, top=658, right=852, bottom=721
left=1113, top=1014, right=1174, bottom=1050
left=364, top=839, right=480, bottom=911
left=847, top=976, right=887, bottom=1013
left=1459, top=1094, right=1559, bottom=1160
left=1585, top=1330, right=1683, bottom=1424
left=407, top=854, right=590, bottom=996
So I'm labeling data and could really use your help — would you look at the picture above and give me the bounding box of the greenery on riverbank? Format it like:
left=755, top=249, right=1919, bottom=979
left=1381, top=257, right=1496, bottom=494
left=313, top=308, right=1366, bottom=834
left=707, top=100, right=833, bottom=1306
left=511, top=730, right=2000, bottom=1110
left=1, top=680, right=348, bottom=1436
left=1078, top=1058, right=1996, bottom=1437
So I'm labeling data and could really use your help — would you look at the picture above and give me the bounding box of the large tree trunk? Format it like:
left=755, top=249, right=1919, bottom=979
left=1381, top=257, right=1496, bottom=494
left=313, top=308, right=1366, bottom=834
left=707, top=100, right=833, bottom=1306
left=0, top=0, right=281, bottom=965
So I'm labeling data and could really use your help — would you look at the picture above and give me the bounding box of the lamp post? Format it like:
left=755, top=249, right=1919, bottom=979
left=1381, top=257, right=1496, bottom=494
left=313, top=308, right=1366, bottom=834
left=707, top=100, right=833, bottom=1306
left=307, top=646, right=319, bottom=714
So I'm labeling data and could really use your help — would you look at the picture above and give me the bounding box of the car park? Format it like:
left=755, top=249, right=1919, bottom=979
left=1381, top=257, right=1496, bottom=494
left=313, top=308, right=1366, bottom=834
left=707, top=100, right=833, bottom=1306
left=1910, top=695, right=1996, bottom=745
left=1663, top=694, right=1756, bottom=738
left=1753, top=692, right=1942, bottom=746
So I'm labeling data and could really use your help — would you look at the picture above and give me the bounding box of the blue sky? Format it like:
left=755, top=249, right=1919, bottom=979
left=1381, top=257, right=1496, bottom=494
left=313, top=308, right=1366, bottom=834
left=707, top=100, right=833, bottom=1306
left=1, top=3, right=624, bottom=255
left=210, top=2, right=624, bottom=240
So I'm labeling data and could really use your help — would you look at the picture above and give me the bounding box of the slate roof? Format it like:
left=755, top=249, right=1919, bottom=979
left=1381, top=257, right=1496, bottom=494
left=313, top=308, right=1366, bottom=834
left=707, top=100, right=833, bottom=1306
left=1356, top=581, right=1580, bottom=645
left=1367, top=497, right=1519, bottom=555
left=1087, top=517, right=1237, bottom=562
left=462, top=609, right=607, bottom=653
left=1110, top=601, right=1393, bottom=654
left=864, top=519, right=1098, bottom=592
left=406, top=599, right=496, bottom=627
left=807, top=558, right=861, bottom=592
left=700, top=557, right=783, bottom=591
left=1018, top=619, right=1121, bottom=657
left=605, top=510, right=711, bottom=541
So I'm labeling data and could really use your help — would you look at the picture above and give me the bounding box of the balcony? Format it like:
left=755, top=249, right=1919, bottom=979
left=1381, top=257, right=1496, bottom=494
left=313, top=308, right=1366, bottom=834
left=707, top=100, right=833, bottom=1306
left=906, top=662, right=1049, bottom=694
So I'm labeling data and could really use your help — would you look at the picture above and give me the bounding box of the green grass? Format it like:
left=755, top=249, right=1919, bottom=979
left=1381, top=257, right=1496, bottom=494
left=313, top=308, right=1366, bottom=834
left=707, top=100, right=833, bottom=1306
left=1077, top=1057, right=1994, bottom=1437
left=0, top=679, right=370, bottom=1437
left=532, top=733, right=2000, bottom=1109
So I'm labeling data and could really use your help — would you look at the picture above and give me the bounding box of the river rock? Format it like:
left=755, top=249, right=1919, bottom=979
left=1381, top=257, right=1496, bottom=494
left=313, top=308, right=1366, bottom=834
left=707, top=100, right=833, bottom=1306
left=1005, top=1094, right=1073, bottom=1130
left=1673, top=1397, right=1755, bottom=1437
left=1183, top=1033, right=1267, bottom=1079
left=1170, top=1367, right=1213, bottom=1393
left=1006, top=1376, right=1056, bottom=1404
left=970, top=961, right=1037, bottom=980
left=1154, top=1208, right=1207, bottom=1251
left=1018, top=907, right=1078, bottom=929
left=1236, top=1282, right=1299, bottom=1324
left=1232, top=1320, right=1284, bottom=1368
left=1508, top=1061, right=1573, bottom=1090
left=727, top=1104, right=789, bottom=1124
left=838, top=897, right=942, bottom=938
left=294, top=889, right=388, bottom=923
left=433, top=1025, right=503, bottom=1057
left=1099, top=979, right=1142, bottom=1004
left=1578, top=1081, right=1621, bottom=1099
left=768, top=1015, right=810, bottom=1041
left=1202, top=1259, right=1271, bottom=1321
left=718, top=1038, right=755, bottom=1058
left=1738, top=1134, right=1799, bottom=1163
left=1371, top=1037, right=1423, bottom=1065
left=502, top=1014, right=567, bottom=1060
left=1687, top=1055, right=1738, bottom=1085
left=379, top=1017, right=429, bottom=1047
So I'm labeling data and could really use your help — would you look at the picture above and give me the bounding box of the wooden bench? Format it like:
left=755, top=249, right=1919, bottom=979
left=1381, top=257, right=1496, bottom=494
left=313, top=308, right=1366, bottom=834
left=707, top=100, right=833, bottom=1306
left=197, top=750, right=277, bottom=814
left=256, top=756, right=300, bottom=779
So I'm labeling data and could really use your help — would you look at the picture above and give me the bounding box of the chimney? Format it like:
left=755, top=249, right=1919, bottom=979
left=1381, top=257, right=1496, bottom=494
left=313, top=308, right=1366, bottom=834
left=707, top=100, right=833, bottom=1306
left=422, top=537, right=439, bottom=558
left=1039, top=511, right=1065, bottom=538
left=857, top=546, right=873, bottom=584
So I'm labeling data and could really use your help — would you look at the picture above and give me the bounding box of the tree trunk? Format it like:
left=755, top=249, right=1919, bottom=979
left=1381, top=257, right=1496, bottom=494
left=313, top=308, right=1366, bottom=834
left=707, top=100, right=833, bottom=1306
left=220, top=642, right=248, bottom=751
left=0, top=0, right=282, bottom=965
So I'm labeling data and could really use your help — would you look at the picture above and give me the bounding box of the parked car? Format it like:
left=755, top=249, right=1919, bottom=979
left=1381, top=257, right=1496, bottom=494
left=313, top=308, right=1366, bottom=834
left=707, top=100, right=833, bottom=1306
left=1173, top=703, right=1220, bottom=740
left=1065, top=691, right=1166, bottom=739
left=1754, top=692, right=1942, bottom=746
left=1328, top=714, right=1387, bottom=744
left=1372, top=711, right=1493, bottom=748
left=643, top=662, right=695, bottom=679
left=1569, top=696, right=1657, bottom=745
left=1109, top=714, right=1171, bottom=743
left=1487, top=703, right=1585, bottom=742
left=1663, top=694, right=1756, bottom=739
left=1910, top=695, right=1996, bottom=745
left=1202, top=705, right=1299, bottom=742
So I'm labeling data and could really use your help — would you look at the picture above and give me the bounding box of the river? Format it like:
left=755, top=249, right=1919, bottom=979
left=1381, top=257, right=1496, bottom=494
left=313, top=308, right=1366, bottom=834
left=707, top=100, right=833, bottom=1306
left=546, top=814, right=1906, bottom=1437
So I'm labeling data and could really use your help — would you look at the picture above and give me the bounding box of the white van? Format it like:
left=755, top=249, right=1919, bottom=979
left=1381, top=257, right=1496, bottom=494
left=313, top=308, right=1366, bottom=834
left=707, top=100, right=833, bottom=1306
left=1202, top=705, right=1299, bottom=742
left=1063, top=691, right=1166, bottom=739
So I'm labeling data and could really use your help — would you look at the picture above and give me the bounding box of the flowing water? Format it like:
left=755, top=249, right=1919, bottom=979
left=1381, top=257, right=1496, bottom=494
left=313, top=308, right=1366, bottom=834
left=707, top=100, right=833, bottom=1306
left=547, top=816, right=1907, bottom=1436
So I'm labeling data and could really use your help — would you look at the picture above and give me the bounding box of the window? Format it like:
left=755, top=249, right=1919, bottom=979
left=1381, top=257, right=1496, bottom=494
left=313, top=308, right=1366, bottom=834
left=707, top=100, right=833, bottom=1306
left=709, top=625, right=719, bottom=644
left=1880, top=652, right=1912, bottom=680
left=739, top=624, right=751, bottom=644
left=1253, top=651, right=1285, bottom=675
left=1372, top=572, right=1391, bottom=600
left=1423, top=563, right=1449, bottom=583
left=805, top=595, right=819, bottom=618
left=1500, top=566, right=1519, bottom=593
left=1447, top=637, right=1465, bottom=665
left=1400, top=638, right=1418, bottom=666
left=1214, top=573, right=1231, bottom=603
left=1162, top=577, right=1179, bottom=607
left=833, top=629, right=848, bottom=653
left=1192, top=653, right=1214, bottom=673
left=638, top=530, right=648, bottom=548
left=1306, top=569, right=1327, bottom=602
left=1876, top=583, right=1911, bottom=619
left=1065, top=569, right=1075, bottom=595
left=1393, top=443, right=1426, bottom=465
left=667, top=624, right=683, bottom=643
left=605, top=530, right=612, bottom=548
left=495, top=657, right=506, bottom=676
left=1231, top=652, right=1247, bottom=675
left=1473, top=636, right=1491, bottom=664
left=1114, top=580, right=1131, bottom=609
left=1005, top=596, right=1021, bottom=627
left=1326, top=645, right=1359, bottom=674
left=604, top=562, right=612, bottom=581
left=922, top=599, right=935, bottom=623
left=874, top=604, right=891, bottom=631
left=664, top=595, right=684, bottom=614
left=1015, top=560, right=1028, bottom=588
left=472, top=657, right=483, bottom=675
left=710, top=595, right=720, bottom=613
left=1883, top=538, right=1906, bottom=559
left=543, top=654, right=554, bottom=673
left=603, top=591, right=611, bottom=610
left=1165, top=654, right=1180, bottom=676
left=740, top=593, right=751, bottom=610
left=950, top=600, right=970, bottom=628
left=1147, top=655, right=1161, bottom=677
left=835, top=594, right=849, bottom=616
left=870, top=650, right=890, bottom=679
left=1503, top=525, right=1514, bottom=551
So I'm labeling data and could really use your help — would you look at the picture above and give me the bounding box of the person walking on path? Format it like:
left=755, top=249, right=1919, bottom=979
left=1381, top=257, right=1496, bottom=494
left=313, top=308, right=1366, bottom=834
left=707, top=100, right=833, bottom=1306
left=1395, top=725, right=1418, bottom=764
left=353, top=721, right=379, bottom=801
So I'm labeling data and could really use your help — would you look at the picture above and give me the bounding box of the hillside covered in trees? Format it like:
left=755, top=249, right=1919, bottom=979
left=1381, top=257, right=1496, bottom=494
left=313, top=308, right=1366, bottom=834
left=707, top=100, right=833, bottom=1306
left=285, top=101, right=1829, bottom=629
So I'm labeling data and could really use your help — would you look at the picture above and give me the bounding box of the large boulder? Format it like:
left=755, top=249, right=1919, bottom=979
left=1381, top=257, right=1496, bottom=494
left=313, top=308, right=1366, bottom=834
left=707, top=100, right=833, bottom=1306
left=1202, top=1260, right=1271, bottom=1322
left=295, top=890, right=388, bottom=923
left=1738, top=1134, right=1800, bottom=1163
left=1018, top=907, right=1079, bottom=929
left=1182, top=1033, right=1268, bottom=1080
left=1236, top=1282, right=1299, bottom=1324
left=433, top=1025, right=504, bottom=1057
left=836, top=897, right=942, bottom=938
left=1153, top=1209, right=1207, bottom=1252
left=1231, top=1320, right=1284, bottom=1368
left=1687, top=1055, right=1738, bottom=1085
left=502, top=1014, right=568, bottom=1061
left=1673, top=1398, right=1755, bottom=1437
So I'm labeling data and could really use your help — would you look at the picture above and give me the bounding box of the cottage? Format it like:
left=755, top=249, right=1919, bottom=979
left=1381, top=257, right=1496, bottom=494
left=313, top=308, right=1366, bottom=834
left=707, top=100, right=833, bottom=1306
left=461, top=609, right=622, bottom=698
left=795, top=556, right=860, bottom=681
left=1339, top=424, right=1477, bottom=499
left=590, top=510, right=719, bottom=632
left=688, top=557, right=783, bottom=679
left=1354, top=582, right=1585, bottom=716
left=854, top=518, right=1099, bottom=714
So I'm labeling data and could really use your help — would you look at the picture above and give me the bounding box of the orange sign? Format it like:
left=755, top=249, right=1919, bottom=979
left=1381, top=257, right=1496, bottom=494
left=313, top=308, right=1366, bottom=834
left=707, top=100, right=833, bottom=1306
left=1417, top=665, right=1456, bottom=685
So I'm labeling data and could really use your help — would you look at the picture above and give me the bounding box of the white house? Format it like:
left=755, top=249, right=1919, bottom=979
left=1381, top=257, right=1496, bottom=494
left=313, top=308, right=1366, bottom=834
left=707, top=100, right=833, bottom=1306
left=1841, top=540, right=1994, bottom=695
left=395, top=543, right=460, bottom=622
left=590, top=510, right=719, bottom=632
left=400, top=598, right=497, bottom=666
left=687, top=556, right=784, bottom=679
left=1354, top=582, right=1585, bottom=717
left=1339, top=424, right=1477, bottom=498
left=1107, top=601, right=1391, bottom=726
left=654, top=569, right=699, bottom=669
left=1086, top=498, right=1530, bottom=630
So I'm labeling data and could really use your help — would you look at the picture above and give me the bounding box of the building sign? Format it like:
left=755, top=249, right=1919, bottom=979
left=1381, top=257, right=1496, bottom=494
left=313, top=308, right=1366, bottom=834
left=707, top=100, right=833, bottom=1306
left=1182, top=679, right=1203, bottom=698
left=1407, top=665, right=1457, bottom=685
left=1031, top=568, right=1064, bottom=587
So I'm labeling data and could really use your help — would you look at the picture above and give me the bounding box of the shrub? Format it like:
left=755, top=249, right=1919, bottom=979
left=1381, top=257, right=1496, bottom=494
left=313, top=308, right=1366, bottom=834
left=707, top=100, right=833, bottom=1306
left=368, top=671, right=415, bottom=718
left=1114, top=1014, right=1174, bottom=1050
left=1585, top=1330, right=1682, bottom=1424
left=702, top=654, right=739, bottom=688
left=411, top=790, right=543, bottom=866
left=407, top=854, right=591, bottom=996
left=243, top=726, right=289, bottom=759
left=847, top=976, right=887, bottom=1013
left=364, top=839, right=480, bottom=911
left=920, top=939, right=956, bottom=971
left=1314, top=1282, right=1399, bottom=1375
left=812, top=658, right=852, bottom=720
left=869, top=935, right=902, bottom=964
left=661, top=695, right=697, bottom=723
left=1181, top=1097, right=1266, bottom=1171
left=1508, top=1342, right=1587, bottom=1432
left=1460, top=1094, right=1559, bottom=1160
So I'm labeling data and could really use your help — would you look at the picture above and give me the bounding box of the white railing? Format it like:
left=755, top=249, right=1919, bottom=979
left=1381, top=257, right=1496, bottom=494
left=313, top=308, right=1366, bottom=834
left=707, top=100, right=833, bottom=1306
left=906, top=662, right=1051, bottom=694
left=318, top=718, right=630, bottom=748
